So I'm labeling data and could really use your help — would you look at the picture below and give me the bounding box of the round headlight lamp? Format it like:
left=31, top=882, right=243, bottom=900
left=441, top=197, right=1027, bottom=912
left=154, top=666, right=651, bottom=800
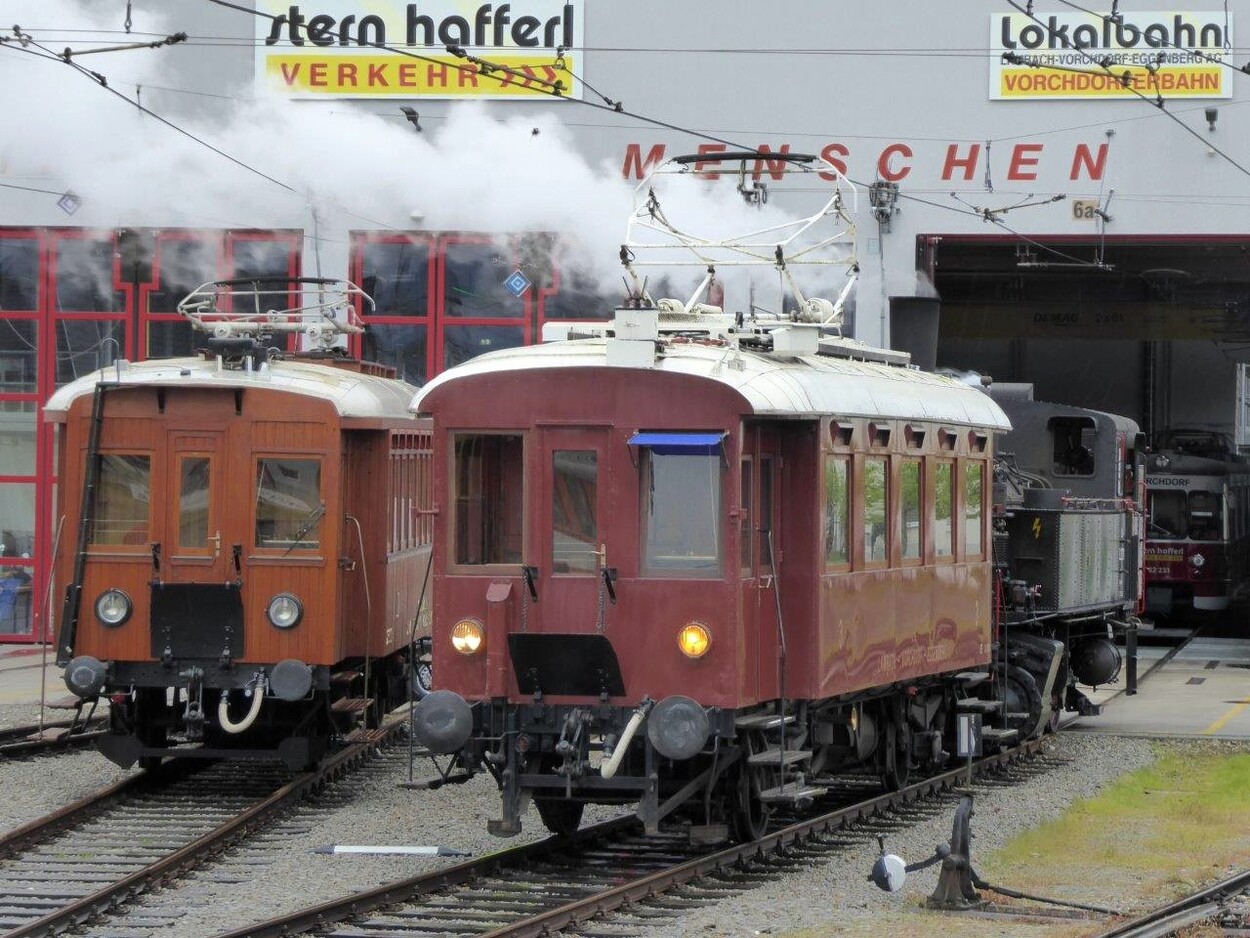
left=678, top=622, right=711, bottom=659
left=450, top=618, right=484, bottom=655
left=1190, top=553, right=1206, bottom=569
left=266, top=593, right=303, bottom=629
left=94, top=589, right=132, bottom=627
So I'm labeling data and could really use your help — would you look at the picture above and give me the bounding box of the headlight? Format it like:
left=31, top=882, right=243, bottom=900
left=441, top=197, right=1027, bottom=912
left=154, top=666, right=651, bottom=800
left=450, top=618, right=484, bottom=655
left=678, top=622, right=711, bottom=658
left=266, top=593, right=303, bottom=629
left=1191, top=553, right=1206, bottom=568
left=94, top=589, right=132, bottom=627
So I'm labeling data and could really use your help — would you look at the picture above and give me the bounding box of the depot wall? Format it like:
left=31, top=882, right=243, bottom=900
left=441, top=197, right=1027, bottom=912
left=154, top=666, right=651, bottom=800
left=9, top=0, right=1246, bottom=348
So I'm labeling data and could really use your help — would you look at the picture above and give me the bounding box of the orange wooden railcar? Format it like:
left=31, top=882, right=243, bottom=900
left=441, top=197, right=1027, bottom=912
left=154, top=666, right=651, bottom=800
left=47, top=281, right=431, bottom=769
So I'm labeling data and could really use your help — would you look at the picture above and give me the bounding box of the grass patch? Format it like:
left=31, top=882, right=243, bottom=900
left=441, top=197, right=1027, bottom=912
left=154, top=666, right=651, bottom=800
left=982, top=742, right=1250, bottom=905
left=779, top=741, right=1250, bottom=938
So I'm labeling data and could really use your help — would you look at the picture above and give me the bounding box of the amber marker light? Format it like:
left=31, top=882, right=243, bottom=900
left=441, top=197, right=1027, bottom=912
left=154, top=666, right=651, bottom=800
left=450, top=618, right=485, bottom=655
left=678, top=622, right=711, bottom=658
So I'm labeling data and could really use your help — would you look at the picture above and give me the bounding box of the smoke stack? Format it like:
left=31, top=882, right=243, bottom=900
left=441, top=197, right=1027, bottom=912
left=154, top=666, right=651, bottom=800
left=888, top=297, right=940, bottom=372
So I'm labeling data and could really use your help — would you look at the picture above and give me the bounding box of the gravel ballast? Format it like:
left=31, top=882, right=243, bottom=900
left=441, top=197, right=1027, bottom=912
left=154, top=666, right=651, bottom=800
left=0, top=727, right=1180, bottom=938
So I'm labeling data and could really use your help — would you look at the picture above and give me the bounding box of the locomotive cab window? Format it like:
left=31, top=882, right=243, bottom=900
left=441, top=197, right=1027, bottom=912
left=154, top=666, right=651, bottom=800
left=453, top=434, right=523, bottom=566
left=90, top=454, right=151, bottom=546
left=255, top=457, right=323, bottom=551
left=633, top=433, right=724, bottom=577
left=1050, top=417, right=1096, bottom=477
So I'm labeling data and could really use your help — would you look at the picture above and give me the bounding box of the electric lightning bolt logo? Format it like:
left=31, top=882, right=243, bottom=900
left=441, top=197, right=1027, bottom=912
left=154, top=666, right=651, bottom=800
left=1032, top=517, right=1042, bottom=538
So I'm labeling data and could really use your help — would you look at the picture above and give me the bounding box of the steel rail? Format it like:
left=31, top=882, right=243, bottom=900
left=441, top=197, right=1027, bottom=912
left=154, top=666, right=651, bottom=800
left=1, top=715, right=408, bottom=938
left=1092, top=867, right=1250, bottom=938
left=216, top=737, right=1050, bottom=938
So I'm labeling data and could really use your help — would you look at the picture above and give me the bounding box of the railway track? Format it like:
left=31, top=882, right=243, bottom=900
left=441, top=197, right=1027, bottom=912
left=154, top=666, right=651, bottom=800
left=0, top=718, right=107, bottom=759
left=214, top=737, right=1057, bottom=938
left=1089, top=866, right=1250, bottom=937
left=0, top=716, right=407, bottom=938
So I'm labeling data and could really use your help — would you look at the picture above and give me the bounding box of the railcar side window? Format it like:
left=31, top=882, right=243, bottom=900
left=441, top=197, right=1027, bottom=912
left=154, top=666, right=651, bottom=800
left=179, top=457, right=210, bottom=548
left=552, top=450, right=597, bottom=573
left=642, top=451, right=722, bottom=575
left=863, top=457, right=887, bottom=563
left=823, top=455, right=849, bottom=565
left=901, top=458, right=921, bottom=560
left=935, top=460, right=954, bottom=557
left=90, top=455, right=150, bottom=546
left=965, top=462, right=984, bottom=557
left=453, top=434, right=523, bottom=565
left=255, top=458, right=322, bottom=550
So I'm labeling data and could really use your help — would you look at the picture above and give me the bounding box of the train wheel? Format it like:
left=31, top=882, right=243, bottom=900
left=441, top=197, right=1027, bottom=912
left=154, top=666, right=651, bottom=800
left=730, top=730, right=773, bottom=842
left=533, top=754, right=584, bottom=837
left=881, top=716, right=911, bottom=791
left=1004, top=665, right=1044, bottom=740
left=730, top=762, right=772, bottom=842
left=411, top=659, right=434, bottom=700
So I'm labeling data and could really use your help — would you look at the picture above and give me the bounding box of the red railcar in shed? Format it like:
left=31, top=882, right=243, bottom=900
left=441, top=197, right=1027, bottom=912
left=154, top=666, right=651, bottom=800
left=48, top=280, right=432, bottom=769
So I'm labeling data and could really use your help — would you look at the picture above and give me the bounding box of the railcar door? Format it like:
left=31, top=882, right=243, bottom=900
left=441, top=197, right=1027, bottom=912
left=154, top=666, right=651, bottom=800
left=742, top=425, right=782, bottom=703
left=162, top=431, right=230, bottom=584
left=537, top=429, right=612, bottom=633
left=152, top=429, right=241, bottom=660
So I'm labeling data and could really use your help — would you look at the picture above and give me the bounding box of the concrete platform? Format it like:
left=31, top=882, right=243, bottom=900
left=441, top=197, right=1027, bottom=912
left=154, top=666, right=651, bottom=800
left=0, top=644, right=72, bottom=709
left=1065, top=631, right=1250, bottom=739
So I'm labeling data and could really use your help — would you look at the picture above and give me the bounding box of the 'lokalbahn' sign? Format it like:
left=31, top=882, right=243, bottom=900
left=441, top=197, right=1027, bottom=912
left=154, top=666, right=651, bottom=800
left=990, top=10, right=1232, bottom=100
left=256, top=1, right=581, bottom=100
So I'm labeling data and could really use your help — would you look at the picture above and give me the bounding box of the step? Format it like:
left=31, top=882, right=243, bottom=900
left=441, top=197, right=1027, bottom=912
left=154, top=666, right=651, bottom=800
left=954, top=671, right=990, bottom=686
left=980, top=727, right=1018, bottom=744
left=747, top=747, right=813, bottom=767
left=48, top=694, right=87, bottom=709
left=330, top=670, right=362, bottom=685
left=757, top=783, right=827, bottom=804
left=735, top=712, right=795, bottom=730
left=343, top=726, right=386, bottom=743
left=331, top=697, right=371, bottom=714
left=956, top=699, right=1003, bottom=714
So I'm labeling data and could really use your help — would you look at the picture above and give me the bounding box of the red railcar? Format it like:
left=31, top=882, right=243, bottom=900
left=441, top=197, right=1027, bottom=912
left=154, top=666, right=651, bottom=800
left=48, top=280, right=432, bottom=769
left=412, top=152, right=1026, bottom=840
left=1144, top=429, right=1250, bottom=619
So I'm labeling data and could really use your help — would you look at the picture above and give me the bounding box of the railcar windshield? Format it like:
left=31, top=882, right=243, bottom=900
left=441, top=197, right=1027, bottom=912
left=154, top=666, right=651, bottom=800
left=255, top=457, right=322, bottom=550
left=641, top=450, right=722, bottom=576
left=90, top=454, right=151, bottom=545
left=1148, top=489, right=1223, bottom=541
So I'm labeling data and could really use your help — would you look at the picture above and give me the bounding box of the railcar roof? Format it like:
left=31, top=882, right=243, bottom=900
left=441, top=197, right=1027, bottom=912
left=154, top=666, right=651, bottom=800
left=413, top=339, right=1011, bottom=430
left=43, top=355, right=417, bottom=421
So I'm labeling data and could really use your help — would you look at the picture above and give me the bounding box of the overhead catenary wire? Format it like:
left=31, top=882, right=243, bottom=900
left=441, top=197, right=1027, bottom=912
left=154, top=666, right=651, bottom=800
left=1004, top=0, right=1250, bottom=180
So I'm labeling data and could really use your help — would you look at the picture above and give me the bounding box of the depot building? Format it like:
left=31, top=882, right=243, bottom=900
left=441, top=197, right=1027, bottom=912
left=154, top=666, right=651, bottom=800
left=0, top=0, right=1245, bottom=642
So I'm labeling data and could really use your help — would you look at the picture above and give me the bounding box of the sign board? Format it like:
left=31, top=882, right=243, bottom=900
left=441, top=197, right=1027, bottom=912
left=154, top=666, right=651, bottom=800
left=990, top=11, right=1233, bottom=100
left=256, top=1, right=583, bottom=100
left=957, top=712, right=983, bottom=758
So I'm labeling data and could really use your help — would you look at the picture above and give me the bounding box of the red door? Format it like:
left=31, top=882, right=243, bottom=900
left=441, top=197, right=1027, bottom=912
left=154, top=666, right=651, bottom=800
left=535, top=428, right=612, bottom=633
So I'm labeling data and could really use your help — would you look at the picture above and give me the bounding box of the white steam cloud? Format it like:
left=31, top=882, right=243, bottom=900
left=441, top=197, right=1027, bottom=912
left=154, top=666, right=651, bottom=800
left=4, top=0, right=856, bottom=313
